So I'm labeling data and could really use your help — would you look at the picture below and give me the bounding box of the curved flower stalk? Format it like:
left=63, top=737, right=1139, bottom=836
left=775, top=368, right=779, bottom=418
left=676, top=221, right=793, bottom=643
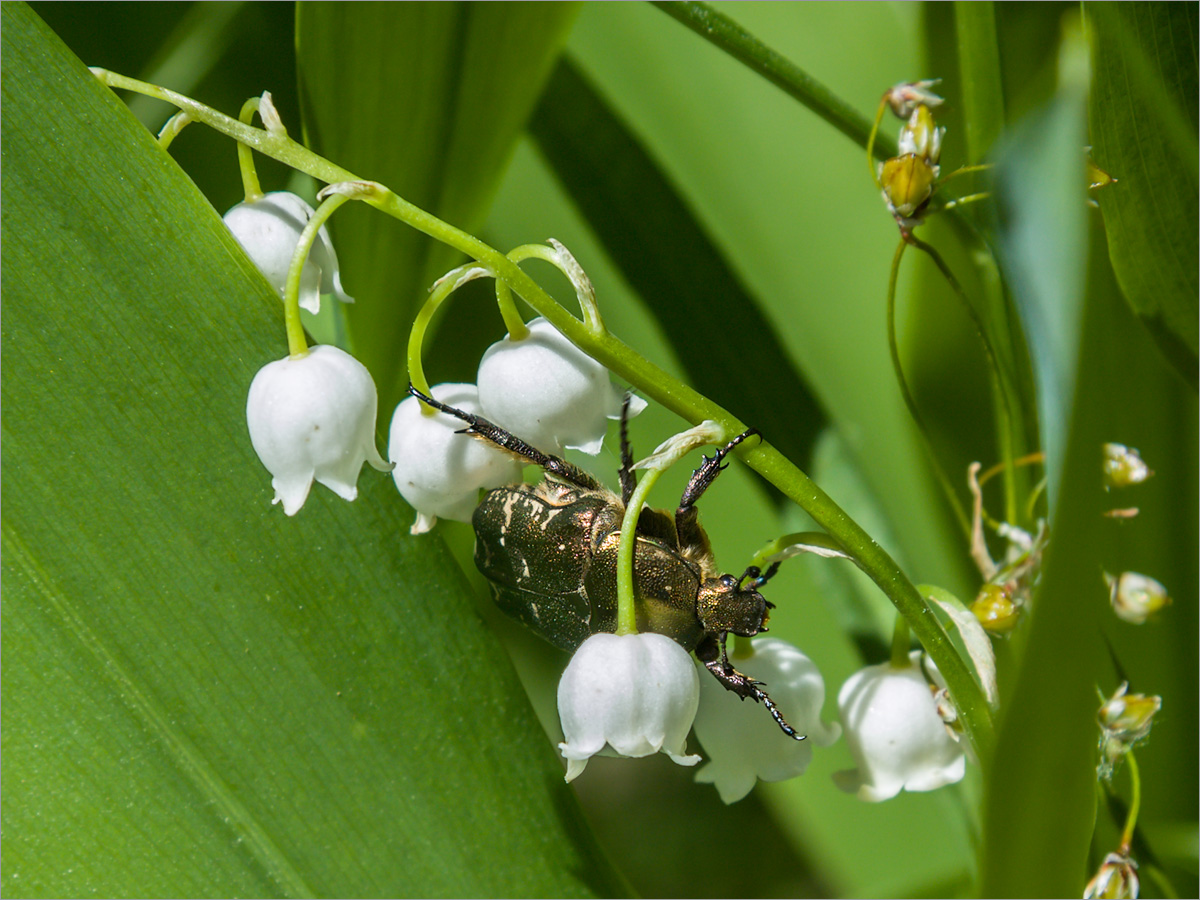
left=476, top=316, right=645, bottom=455
left=224, top=191, right=354, bottom=315
left=692, top=638, right=841, bottom=804
left=557, top=632, right=701, bottom=782
left=246, top=345, right=391, bottom=515
left=388, top=383, right=523, bottom=534
left=833, top=650, right=966, bottom=802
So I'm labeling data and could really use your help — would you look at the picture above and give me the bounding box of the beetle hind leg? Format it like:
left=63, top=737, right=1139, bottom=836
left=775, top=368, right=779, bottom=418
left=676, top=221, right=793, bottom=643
left=618, top=392, right=638, bottom=506
left=406, top=384, right=603, bottom=491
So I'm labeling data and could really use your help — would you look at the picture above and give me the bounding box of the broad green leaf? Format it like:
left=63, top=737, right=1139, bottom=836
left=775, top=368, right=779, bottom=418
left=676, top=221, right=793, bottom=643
left=529, top=57, right=827, bottom=471
left=982, top=23, right=1104, bottom=896
left=295, top=3, right=581, bottom=408
left=0, top=5, right=619, bottom=896
left=1086, top=2, right=1199, bottom=389
left=954, top=1, right=1004, bottom=163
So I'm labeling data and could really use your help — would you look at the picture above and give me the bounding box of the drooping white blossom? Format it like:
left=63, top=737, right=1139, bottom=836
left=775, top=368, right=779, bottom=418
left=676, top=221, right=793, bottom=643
left=557, top=632, right=701, bottom=782
left=692, top=638, right=841, bottom=804
left=224, top=191, right=353, bottom=314
left=476, top=317, right=643, bottom=455
left=388, top=383, right=522, bottom=534
left=246, top=345, right=391, bottom=515
left=832, top=650, right=965, bottom=801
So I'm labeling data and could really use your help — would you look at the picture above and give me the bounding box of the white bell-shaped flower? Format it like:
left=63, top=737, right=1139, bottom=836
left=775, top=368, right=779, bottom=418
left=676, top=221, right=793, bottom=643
left=832, top=650, right=965, bottom=801
left=224, top=191, right=353, bottom=315
left=476, top=318, right=644, bottom=455
left=557, top=632, right=701, bottom=782
left=388, top=383, right=523, bottom=534
left=692, top=638, right=842, bottom=804
left=246, top=344, right=391, bottom=516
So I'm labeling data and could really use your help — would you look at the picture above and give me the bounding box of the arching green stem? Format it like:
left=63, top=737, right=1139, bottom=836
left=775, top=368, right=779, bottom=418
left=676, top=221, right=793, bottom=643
left=888, top=238, right=971, bottom=537
left=92, top=69, right=995, bottom=764
left=1118, top=750, right=1141, bottom=853
left=867, top=97, right=887, bottom=188
left=156, top=111, right=192, bottom=150
left=236, top=96, right=264, bottom=202
left=615, top=468, right=665, bottom=635
left=281, top=192, right=350, bottom=358
left=906, top=233, right=1020, bottom=525
left=407, top=264, right=490, bottom=408
left=889, top=613, right=913, bottom=668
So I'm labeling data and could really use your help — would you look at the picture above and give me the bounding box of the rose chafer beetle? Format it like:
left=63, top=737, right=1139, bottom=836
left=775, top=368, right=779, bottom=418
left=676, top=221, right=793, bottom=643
left=408, top=385, right=802, bottom=739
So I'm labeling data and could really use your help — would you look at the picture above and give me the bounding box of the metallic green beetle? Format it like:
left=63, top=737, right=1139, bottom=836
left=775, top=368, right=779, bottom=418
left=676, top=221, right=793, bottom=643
left=408, top=386, right=801, bottom=738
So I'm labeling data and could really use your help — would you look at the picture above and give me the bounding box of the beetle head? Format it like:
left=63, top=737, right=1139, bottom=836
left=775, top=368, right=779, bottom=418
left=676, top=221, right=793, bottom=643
left=696, top=572, right=772, bottom=637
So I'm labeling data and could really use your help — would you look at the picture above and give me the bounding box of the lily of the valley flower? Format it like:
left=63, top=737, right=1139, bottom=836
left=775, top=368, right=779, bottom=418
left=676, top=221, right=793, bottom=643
left=246, top=345, right=391, bottom=515
left=476, top=317, right=644, bottom=455
left=833, top=651, right=966, bottom=801
left=1084, top=851, right=1139, bottom=900
left=692, top=638, right=841, bottom=804
left=388, top=383, right=523, bottom=534
left=557, top=632, right=701, bottom=782
left=224, top=191, right=353, bottom=314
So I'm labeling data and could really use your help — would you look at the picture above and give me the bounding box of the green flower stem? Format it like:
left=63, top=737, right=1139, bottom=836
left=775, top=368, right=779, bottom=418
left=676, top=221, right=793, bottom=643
left=156, top=111, right=192, bottom=151
left=867, top=98, right=887, bottom=187
left=652, top=1, right=898, bottom=161
left=282, top=192, right=350, bottom=358
left=616, top=468, right=666, bottom=635
left=907, top=233, right=1020, bottom=525
left=407, top=264, right=484, bottom=406
left=889, top=613, right=912, bottom=668
left=493, top=280, right=530, bottom=340
left=236, top=97, right=264, bottom=202
left=1119, top=750, right=1141, bottom=853
left=887, top=238, right=971, bottom=537
left=93, top=68, right=995, bottom=762
left=507, top=243, right=605, bottom=334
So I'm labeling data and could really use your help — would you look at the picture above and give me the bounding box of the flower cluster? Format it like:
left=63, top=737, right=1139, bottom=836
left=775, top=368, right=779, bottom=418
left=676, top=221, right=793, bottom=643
left=878, top=80, right=947, bottom=231
left=1097, top=682, right=1161, bottom=780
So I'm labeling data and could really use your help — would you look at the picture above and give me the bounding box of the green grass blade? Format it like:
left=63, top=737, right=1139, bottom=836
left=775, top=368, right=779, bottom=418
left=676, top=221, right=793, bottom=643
left=1086, top=2, right=1199, bottom=389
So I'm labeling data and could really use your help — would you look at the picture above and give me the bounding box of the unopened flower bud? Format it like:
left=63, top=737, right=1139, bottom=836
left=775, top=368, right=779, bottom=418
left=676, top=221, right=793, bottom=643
left=880, top=154, right=939, bottom=223
left=970, top=583, right=1021, bottom=634
left=1097, top=682, right=1161, bottom=779
left=1083, top=852, right=1139, bottom=899
left=1106, top=571, right=1170, bottom=624
left=1103, top=443, right=1153, bottom=489
left=886, top=79, right=944, bottom=118
left=897, top=105, right=945, bottom=165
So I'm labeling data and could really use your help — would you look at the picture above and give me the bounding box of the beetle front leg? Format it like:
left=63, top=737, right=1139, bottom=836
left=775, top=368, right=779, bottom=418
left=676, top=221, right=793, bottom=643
left=676, top=428, right=760, bottom=541
left=695, top=633, right=804, bottom=740
left=618, top=392, right=637, bottom=506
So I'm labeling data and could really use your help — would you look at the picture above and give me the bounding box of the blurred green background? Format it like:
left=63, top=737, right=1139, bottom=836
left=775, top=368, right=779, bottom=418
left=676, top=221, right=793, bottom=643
left=5, top=2, right=1195, bottom=897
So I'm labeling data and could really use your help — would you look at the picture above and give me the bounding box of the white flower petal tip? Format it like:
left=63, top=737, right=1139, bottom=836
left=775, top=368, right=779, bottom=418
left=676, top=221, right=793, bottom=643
left=388, top=383, right=523, bottom=525
left=476, top=317, right=640, bottom=455
left=223, top=191, right=353, bottom=315
left=557, top=632, right=701, bottom=782
left=692, top=638, right=840, bottom=804
left=246, top=345, right=390, bottom=517
left=834, top=650, right=966, bottom=802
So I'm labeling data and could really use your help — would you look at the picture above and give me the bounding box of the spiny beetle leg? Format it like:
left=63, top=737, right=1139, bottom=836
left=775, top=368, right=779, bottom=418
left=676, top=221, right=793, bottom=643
left=406, top=384, right=603, bottom=491
left=739, top=561, right=781, bottom=591
left=677, top=428, right=761, bottom=516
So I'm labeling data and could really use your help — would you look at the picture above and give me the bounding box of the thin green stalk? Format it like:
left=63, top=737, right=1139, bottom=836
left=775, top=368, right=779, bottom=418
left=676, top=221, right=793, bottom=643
left=236, top=96, right=264, bottom=201
left=92, top=68, right=995, bottom=763
left=281, top=192, right=350, bottom=357
left=907, top=233, right=1020, bottom=524
left=616, top=468, right=666, bottom=635
left=1118, top=751, right=1141, bottom=853
left=887, top=238, right=971, bottom=537
left=652, top=1, right=898, bottom=160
